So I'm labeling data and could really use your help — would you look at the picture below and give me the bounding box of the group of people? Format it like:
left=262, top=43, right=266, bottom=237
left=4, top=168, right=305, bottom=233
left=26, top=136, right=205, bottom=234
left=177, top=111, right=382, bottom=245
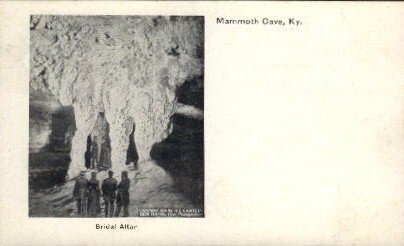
left=85, top=124, right=138, bottom=171
left=73, top=170, right=131, bottom=217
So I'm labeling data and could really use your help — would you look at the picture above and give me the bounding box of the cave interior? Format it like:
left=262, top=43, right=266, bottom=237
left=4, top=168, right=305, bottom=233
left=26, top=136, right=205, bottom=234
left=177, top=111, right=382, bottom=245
left=29, top=76, right=204, bottom=207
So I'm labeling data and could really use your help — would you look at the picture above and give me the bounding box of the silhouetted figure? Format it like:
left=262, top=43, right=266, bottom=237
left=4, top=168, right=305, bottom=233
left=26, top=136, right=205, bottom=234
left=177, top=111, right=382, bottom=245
left=115, top=171, right=130, bottom=217
left=84, top=135, right=92, bottom=169
left=87, top=172, right=101, bottom=217
left=91, top=136, right=99, bottom=169
left=73, top=171, right=88, bottom=216
left=99, top=142, right=111, bottom=171
left=101, top=170, right=118, bottom=217
left=126, top=124, right=139, bottom=170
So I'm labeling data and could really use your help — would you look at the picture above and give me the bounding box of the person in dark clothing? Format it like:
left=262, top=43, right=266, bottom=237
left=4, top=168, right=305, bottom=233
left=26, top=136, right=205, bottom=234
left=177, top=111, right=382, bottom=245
left=87, top=172, right=101, bottom=217
left=84, top=135, right=92, bottom=169
left=99, top=141, right=111, bottom=171
left=73, top=171, right=88, bottom=216
left=115, top=171, right=131, bottom=217
left=126, top=124, right=139, bottom=170
left=101, top=170, right=118, bottom=217
left=84, top=150, right=91, bottom=169
left=91, top=136, right=99, bottom=169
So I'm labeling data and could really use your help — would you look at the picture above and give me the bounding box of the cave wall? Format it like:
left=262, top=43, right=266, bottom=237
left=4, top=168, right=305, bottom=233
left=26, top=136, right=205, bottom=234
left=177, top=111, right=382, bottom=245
left=29, top=92, right=62, bottom=153
left=29, top=103, right=76, bottom=189
left=30, top=16, right=204, bottom=177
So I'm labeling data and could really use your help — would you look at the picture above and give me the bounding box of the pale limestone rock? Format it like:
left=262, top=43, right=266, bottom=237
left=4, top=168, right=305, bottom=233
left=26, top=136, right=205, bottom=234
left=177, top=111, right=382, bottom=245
left=30, top=16, right=204, bottom=177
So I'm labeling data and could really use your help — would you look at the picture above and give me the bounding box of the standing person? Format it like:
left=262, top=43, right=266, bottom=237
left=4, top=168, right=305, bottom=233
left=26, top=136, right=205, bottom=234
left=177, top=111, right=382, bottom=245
left=101, top=170, right=118, bottom=217
left=99, top=141, right=111, bottom=171
left=126, top=124, right=139, bottom=170
left=87, top=172, right=101, bottom=217
left=73, top=171, right=88, bottom=217
left=91, top=136, right=99, bottom=169
left=115, top=171, right=131, bottom=217
left=84, top=135, right=92, bottom=169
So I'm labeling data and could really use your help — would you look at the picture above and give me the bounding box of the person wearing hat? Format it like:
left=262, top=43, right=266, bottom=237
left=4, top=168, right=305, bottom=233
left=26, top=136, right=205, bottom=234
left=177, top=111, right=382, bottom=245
left=87, top=172, right=101, bottom=217
left=73, top=171, right=88, bottom=216
left=115, top=171, right=131, bottom=217
left=101, top=170, right=118, bottom=217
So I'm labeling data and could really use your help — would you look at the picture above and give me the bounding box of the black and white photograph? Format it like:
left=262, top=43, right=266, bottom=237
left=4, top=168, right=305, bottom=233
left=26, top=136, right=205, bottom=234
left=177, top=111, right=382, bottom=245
left=29, top=15, right=204, bottom=217
left=2, top=1, right=404, bottom=245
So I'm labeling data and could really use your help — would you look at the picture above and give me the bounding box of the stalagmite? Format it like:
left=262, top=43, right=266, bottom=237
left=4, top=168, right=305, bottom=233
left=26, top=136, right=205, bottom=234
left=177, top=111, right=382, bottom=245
left=69, top=104, right=98, bottom=177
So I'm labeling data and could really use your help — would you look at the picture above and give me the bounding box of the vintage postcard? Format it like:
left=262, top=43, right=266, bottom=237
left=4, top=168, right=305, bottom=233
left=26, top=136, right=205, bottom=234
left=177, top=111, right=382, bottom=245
left=1, top=1, right=404, bottom=245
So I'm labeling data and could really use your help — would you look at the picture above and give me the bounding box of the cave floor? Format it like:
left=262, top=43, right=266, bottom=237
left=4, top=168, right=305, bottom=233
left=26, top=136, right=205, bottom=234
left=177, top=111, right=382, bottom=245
left=29, top=161, right=196, bottom=217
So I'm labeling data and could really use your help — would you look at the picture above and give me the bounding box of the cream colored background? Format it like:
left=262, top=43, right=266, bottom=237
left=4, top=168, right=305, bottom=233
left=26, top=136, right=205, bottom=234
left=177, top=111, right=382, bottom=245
left=1, top=1, right=404, bottom=245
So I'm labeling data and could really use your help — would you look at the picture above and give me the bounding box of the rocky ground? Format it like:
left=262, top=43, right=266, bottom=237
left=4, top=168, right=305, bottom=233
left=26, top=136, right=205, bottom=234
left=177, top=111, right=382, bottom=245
left=29, top=161, right=195, bottom=217
left=29, top=111, right=204, bottom=217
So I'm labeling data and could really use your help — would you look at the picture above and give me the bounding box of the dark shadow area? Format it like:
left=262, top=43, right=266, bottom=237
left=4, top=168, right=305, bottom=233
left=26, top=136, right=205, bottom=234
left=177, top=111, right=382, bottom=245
left=150, top=114, right=204, bottom=207
left=29, top=106, right=76, bottom=191
left=151, top=77, right=204, bottom=207
left=176, top=75, right=204, bottom=109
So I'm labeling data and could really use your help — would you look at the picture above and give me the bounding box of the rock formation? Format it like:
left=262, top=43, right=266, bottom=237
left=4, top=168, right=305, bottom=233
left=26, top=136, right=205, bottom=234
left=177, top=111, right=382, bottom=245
left=30, top=16, right=204, bottom=177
